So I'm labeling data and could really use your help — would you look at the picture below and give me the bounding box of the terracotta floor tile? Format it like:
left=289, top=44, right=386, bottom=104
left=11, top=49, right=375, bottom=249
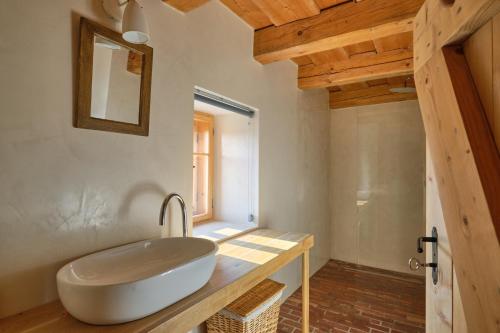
left=278, top=260, right=425, bottom=333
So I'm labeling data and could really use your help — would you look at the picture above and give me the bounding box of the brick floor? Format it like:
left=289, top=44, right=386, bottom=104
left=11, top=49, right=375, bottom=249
left=277, top=260, right=425, bottom=333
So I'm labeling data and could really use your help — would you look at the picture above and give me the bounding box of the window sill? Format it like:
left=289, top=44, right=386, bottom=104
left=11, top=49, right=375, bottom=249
left=193, top=220, right=258, bottom=243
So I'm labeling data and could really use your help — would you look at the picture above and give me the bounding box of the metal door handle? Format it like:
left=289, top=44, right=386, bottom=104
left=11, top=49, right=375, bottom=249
left=408, top=257, right=437, bottom=271
left=411, top=227, right=439, bottom=284
left=417, top=236, right=437, bottom=253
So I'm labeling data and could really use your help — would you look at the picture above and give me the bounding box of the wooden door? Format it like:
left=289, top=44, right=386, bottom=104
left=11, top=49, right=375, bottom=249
left=415, top=2, right=500, bottom=331
left=425, top=144, right=453, bottom=333
left=426, top=146, right=468, bottom=333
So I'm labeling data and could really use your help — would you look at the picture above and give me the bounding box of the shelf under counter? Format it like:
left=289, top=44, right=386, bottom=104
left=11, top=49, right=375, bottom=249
left=0, top=228, right=314, bottom=333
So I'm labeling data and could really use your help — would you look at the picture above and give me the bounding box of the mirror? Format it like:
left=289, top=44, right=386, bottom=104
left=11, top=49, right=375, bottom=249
left=76, top=18, right=152, bottom=136
left=91, top=36, right=142, bottom=124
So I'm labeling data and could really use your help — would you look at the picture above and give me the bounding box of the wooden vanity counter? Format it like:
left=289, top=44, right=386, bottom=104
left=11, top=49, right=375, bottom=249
left=0, top=229, right=313, bottom=333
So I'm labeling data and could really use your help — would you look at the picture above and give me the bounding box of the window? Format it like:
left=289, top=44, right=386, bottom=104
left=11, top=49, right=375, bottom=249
left=193, top=112, right=214, bottom=223
left=191, top=87, right=259, bottom=238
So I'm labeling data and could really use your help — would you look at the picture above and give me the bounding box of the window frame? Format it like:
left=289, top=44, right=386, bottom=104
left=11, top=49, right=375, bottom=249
left=192, top=111, right=214, bottom=224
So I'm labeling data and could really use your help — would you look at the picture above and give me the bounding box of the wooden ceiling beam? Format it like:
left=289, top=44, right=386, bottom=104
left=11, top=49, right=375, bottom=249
left=254, top=0, right=424, bottom=64
left=331, top=83, right=401, bottom=101
left=373, top=31, right=413, bottom=53
left=329, top=76, right=417, bottom=109
left=332, top=84, right=391, bottom=101
left=298, top=49, right=413, bottom=89
left=219, top=0, right=273, bottom=30
left=309, top=48, right=350, bottom=65
left=330, top=90, right=417, bottom=109
left=313, top=0, right=350, bottom=10
left=251, top=0, right=320, bottom=26
left=162, top=0, right=209, bottom=12
left=300, top=48, right=412, bottom=79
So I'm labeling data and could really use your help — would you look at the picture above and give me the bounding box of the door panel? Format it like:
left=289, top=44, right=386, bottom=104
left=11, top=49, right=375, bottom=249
left=425, top=143, right=453, bottom=333
left=422, top=11, right=499, bottom=333
left=453, top=269, right=468, bottom=333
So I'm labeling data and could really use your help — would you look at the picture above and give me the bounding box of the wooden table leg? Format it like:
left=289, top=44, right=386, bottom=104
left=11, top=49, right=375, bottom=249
left=302, top=249, right=310, bottom=333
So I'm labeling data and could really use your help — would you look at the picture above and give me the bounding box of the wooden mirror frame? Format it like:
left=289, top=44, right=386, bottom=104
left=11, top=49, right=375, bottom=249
left=76, top=17, right=153, bottom=136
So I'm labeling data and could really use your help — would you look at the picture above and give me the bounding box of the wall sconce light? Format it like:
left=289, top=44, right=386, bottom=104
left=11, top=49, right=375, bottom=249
left=102, top=0, right=150, bottom=44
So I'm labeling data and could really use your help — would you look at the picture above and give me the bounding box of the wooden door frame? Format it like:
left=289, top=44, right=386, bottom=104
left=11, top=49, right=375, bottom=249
left=193, top=111, right=214, bottom=224
left=414, top=1, right=500, bottom=331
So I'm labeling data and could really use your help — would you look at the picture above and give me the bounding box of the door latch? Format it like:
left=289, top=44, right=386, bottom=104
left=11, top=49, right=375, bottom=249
left=409, top=227, right=438, bottom=284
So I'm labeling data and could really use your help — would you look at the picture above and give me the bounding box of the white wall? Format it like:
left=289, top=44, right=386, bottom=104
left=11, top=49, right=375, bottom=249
left=267, top=89, right=332, bottom=293
left=0, top=0, right=330, bottom=320
left=213, top=113, right=252, bottom=224
left=330, top=100, right=425, bottom=274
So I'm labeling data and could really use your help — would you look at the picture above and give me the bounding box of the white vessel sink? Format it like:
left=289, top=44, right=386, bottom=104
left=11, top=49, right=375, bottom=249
left=57, top=237, right=218, bottom=325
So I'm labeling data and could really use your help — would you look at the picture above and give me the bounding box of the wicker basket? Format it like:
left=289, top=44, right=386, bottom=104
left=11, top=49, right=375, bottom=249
left=207, top=279, right=286, bottom=333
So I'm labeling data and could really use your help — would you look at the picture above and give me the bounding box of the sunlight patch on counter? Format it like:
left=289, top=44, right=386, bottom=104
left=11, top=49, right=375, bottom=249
left=238, top=234, right=297, bottom=250
left=217, top=242, right=277, bottom=265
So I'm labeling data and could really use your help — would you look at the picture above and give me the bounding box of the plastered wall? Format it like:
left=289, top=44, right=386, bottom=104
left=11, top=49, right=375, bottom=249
left=213, top=113, right=253, bottom=224
left=0, top=0, right=330, bottom=319
left=330, top=100, right=426, bottom=274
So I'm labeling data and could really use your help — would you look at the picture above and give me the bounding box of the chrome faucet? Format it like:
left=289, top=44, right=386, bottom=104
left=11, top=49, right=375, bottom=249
left=159, top=193, right=188, bottom=237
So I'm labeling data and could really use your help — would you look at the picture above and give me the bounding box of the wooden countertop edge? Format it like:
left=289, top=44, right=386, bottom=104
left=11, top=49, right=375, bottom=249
left=0, top=229, right=314, bottom=333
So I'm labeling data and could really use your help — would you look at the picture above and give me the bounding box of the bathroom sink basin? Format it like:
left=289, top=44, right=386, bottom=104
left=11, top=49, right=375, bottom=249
left=57, top=237, right=218, bottom=325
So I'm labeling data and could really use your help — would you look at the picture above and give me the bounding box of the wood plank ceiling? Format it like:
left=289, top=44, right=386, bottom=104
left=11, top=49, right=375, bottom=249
left=163, top=0, right=424, bottom=109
